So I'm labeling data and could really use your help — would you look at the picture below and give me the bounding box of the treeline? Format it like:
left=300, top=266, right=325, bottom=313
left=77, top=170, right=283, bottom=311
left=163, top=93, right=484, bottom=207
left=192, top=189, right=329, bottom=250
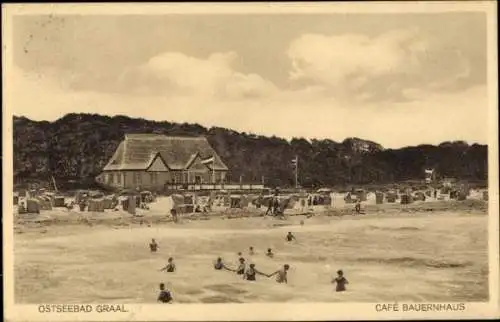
left=13, top=113, right=488, bottom=188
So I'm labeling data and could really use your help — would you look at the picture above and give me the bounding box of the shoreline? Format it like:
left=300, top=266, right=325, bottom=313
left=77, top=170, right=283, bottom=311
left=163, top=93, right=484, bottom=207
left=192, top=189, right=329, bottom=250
left=13, top=199, right=488, bottom=234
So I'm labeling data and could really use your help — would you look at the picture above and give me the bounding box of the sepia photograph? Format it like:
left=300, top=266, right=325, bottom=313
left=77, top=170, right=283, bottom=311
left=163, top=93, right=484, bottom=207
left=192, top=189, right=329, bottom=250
left=2, top=1, right=499, bottom=321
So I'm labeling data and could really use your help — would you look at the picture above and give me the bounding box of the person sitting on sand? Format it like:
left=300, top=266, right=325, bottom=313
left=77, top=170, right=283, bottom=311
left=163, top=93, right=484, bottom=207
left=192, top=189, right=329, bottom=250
left=286, top=232, right=296, bottom=242
left=214, top=257, right=232, bottom=271
left=268, top=264, right=290, bottom=284
left=332, top=270, right=349, bottom=292
left=160, top=257, right=176, bottom=273
left=249, top=246, right=255, bottom=255
left=235, top=257, right=246, bottom=275
left=244, top=263, right=268, bottom=281
left=266, top=248, right=274, bottom=258
left=157, top=283, right=173, bottom=303
left=149, top=238, right=159, bottom=252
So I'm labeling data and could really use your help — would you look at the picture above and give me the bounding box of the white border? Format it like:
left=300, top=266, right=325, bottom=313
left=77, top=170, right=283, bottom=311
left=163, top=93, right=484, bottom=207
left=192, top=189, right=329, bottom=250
left=2, top=2, right=499, bottom=321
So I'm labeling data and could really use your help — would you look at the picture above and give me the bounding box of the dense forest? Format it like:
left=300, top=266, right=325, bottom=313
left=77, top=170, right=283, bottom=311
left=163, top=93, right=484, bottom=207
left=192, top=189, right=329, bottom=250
left=13, top=113, right=488, bottom=188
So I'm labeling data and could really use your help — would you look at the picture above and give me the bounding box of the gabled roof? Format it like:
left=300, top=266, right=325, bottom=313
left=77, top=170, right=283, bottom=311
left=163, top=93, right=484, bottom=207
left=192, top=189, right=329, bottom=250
left=145, top=152, right=170, bottom=171
left=103, top=134, right=229, bottom=171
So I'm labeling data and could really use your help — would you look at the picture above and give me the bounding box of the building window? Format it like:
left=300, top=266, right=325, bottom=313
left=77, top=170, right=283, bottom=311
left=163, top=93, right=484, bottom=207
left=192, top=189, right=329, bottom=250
left=109, top=173, right=114, bottom=184
left=174, top=172, right=181, bottom=183
left=117, top=173, right=121, bottom=184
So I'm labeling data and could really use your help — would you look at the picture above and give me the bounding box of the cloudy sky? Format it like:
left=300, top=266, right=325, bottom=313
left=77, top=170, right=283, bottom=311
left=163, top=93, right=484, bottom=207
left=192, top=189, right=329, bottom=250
left=7, top=9, right=492, bottom=148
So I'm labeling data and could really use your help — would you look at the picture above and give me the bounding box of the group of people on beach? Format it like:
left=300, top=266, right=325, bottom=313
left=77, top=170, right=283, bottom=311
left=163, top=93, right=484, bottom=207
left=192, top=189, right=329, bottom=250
left=150, top=231, right=348, bottom=303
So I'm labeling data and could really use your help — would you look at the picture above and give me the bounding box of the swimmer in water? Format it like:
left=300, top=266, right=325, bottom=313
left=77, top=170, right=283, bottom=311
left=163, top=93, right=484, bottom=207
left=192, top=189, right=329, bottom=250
left=332, top=269, right=349, bottom=292
left=157, top=283, right=173, bottom=303
left=249, top=246, right=255, bottom=255
left=244, top=263, right=268, bottom=281
left=237, top=252, right=246, bottom=264
left=149, top=238, right=159, bottom=252
left=268, top=264, right=290, bottom=284
left=286, top=232, right=296, bottom=242
left=159, top=257, right=176, bottom=273
left=266, top=248, right=274, bottom=258
left=213, top=257, right=232, bottom=271
left=234, top=257, right=246, bottom=275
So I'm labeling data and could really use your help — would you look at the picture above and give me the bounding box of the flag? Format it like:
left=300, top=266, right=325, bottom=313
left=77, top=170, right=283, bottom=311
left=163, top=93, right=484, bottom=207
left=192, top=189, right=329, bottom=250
left=201, top=156, right=215, bottom=164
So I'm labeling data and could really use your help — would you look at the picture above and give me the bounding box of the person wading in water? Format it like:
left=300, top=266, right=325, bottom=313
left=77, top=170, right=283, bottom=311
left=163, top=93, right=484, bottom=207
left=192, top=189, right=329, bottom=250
left=213, top=257, right=232, bottom=271
left=244, top=263, right=268, bottom=281
left=160, top=257, right=176, bottom=273
left=149, top=239, right=159, bottom=252
left=157, top=283, right=173, bottom=303
left=234, top=257, right=246, bottom=275
left=332, top=270, right=349, bottom=292
left=286, top=232, right=296, bottom=242
left=268, top=264, right=290, bottom=284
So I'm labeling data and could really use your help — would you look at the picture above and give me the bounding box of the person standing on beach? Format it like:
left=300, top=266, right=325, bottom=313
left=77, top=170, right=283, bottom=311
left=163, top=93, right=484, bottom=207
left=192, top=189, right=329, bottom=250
left=160, top=257, right=176, bottom=272
left=268, top=264, right=290, bottom=283
left=273, top=197, right=280, bottom=216
left=332, top=270, right=349, bottom=292
left=265, top=197, right=273, bottom=216
left=149, top=239, right=159, bottom=252
left=355, top=200, right=361, bottom=214
left=170, top=208, right=178, bottom=223
left=157, top=283, right=173, bottom=303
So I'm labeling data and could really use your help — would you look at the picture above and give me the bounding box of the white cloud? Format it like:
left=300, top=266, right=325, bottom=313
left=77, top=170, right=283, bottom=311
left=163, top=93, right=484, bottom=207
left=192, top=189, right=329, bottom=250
left=7, top=54, right=488, bottom=149
left=119, top=51, right=278, bottom=100
left=287, top=29, right=429, bottom=100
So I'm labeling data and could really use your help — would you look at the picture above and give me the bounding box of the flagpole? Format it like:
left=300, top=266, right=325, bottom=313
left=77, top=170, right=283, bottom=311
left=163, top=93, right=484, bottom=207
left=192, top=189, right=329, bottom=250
left=295, top=155, right=298, bottom=189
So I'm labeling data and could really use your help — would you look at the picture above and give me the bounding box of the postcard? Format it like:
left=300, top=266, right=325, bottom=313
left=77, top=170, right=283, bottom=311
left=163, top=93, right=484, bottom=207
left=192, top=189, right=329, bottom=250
left=2, top=1, right=499, bottom=321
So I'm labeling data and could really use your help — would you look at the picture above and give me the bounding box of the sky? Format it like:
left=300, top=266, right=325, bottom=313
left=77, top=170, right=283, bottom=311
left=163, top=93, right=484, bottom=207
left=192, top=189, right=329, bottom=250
left=7, top=10, right=492, bottom=148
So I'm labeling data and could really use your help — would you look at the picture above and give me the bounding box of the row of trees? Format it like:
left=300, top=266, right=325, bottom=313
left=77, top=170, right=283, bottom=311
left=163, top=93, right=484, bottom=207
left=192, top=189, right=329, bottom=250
left=13, top=113, right=488, bottom=188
